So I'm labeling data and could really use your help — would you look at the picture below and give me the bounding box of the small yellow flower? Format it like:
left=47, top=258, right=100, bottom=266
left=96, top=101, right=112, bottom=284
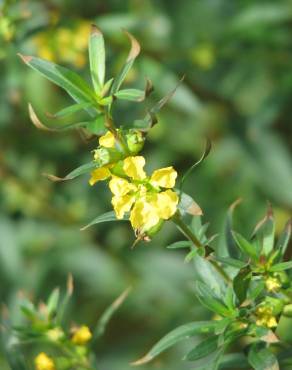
left=34, top=353, right=55, bottom=370
left=99, top=131, right=115, bottom=148
left=71, top=325, right=92, bottom=345
left=89, top=167, right=111, bottom=185
left=150, top=190, right=179, bottom=219
left=112, top=194, right=135, bottom=219
left=123, top=156, right=146, bottom=180
left=109, top=176, right=136, bottom=196
left=265, top=277, right=281, bottom=292
left=150, top=167, right=177, bottom=188
left=130, top=199, right=160, bottom=230
left=255, top=305, right=277, bottom=328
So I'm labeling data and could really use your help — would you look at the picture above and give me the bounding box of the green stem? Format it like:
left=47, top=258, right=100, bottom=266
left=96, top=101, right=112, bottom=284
left=172, top=212, right=231, bottom=283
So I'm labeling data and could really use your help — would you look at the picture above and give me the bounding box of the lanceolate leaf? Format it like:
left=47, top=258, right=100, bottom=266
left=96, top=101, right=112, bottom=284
left=233, top=267, right=251, bottom=304
left=89, top=25, right=106, bottom=92
left=110, top=30, right=140, bottom=94
left=46, top=102, right=94, bottom=119
left=166, top=241, right=192, bottom=249
left=81, top=211, right=127, bottom=231
left=194, top=281, right=233, bottom=317
left=43, top=161, right=98, bottom=182
left=184, top=335, right=219, bottom=361
left=179, top=138, right=212, bottom=193
left=132, top=321, right=218, bottom=366
left=232, top=231, right=258, bottom=261
left=19, top=54, right=96, bottom=107
left=269, top=261, right=292, bottom=272
left=248, top=344, right=279, bottom=370
left=215, top=256, right=246, bottom=269
left=114, top=89, right=145, bottom=102
left=276, top=219, right=292, bottom=258
left=224, top=198, right=242, bottom=259
left=252, top=206, right=275, bottom=256
left=92, top=287, right=131, bottom=342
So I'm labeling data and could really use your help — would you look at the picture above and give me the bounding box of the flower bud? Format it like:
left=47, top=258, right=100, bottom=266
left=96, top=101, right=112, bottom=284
left=146, top=219, right=164, bottom=237
left=34, top=353, right=55, bottom=370
left=126, top=130, right=145, bottom=154
left=71, top=325, right=92, bottom=345
left=94, top=147, right=122, bottom=166
left=47, top=327, right=64, bottom=342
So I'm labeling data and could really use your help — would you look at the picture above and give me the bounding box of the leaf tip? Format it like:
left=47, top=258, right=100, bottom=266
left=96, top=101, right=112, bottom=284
left=17, top=53, right=33, bottom=64
left=91, top=24, right=102, bottom=36
left=131, top=354, right=153, bottom=366
left=123, top=29, right=141, bottom=61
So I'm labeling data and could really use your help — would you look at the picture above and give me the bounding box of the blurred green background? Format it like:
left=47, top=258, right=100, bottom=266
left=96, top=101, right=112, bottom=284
left=1, top=0, right=292, bottom=369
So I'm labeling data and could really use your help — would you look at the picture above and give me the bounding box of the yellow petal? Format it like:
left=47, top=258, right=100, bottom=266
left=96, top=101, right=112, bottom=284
left=150, top=166, right=177, bottom=188
left=130, top=199, right=160, bottom=231
left=151, top=190, right=178, bottom=220
left=112, top=194, right=135, bottom=219
left=34, top=353, right=55, bottom=370
left=123, top=156, right=146, bottom=180
left=71, top=325, right=92, bottom=345
left=109, top=176, right=136, bottom=196
left=89, top=167, right=111, bottom=185
left=99, top=131, right=115, bottom=148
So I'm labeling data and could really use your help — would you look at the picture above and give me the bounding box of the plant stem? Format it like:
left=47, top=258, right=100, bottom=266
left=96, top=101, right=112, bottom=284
left=172, top=212, right=231, bottom=283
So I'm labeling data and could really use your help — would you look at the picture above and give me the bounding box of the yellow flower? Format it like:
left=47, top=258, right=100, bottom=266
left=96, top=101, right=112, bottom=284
left=130, top=199, right=160, bottom=230
left=99, top=131, right=115, bottom=148
left=112, top=194, right=135, bottom=219
left=150, top=167, right=177, bottom=188
left=150, top=190, right=179, bottom=219
left=256, top=315, right=277, bottom=328
left=123, top=156, right=146, bottom=180
left=109, top=176, right=136, bottom=196
left=265, top=277, right=281, bottom=292
left=71, top=325, right=92, bottom=345
left=89, top=166, right=111, bottom=185
left=34, top=353, right=55, bottom=370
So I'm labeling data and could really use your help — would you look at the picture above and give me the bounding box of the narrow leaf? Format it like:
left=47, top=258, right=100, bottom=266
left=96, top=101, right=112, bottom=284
left=110, top=30, right=140, bottom=93
left=232, top=231, right=258, bottom=261
left=93, top=287, right=131, bottom=341
left=166, top=241, right=192, bottom=249
left=215, top=256, right=246, bottom=269
left=89, top=25, right=105, bottom=92
left=19, top=54, right=96, bottom=106
left=81, top=211, right=127, bottom=231
left=252, top=205, right=275, bottom=256
left=233, top=267, right=251, bottom=304
left=46, top=102, right=93, bottom=119
left=132, top=321, right=218, bottom=366
left=43, top=161, right=98, bottom=182
left=276, top=219, right=292, bottom=258
left=184, top=335, right=219, bottom=361
left=269, top=261, right=292, bottom=272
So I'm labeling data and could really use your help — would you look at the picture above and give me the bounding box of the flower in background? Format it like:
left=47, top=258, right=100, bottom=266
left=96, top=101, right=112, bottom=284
left=34, top=353, right=55, bottom=370
left=71, top=325, right=92, bottom=345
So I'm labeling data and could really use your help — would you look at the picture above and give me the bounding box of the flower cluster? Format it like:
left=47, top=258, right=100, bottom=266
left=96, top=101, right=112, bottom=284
left=255, top=305, right=277, bottom=328
left=89, top=131, right=179, bottom=236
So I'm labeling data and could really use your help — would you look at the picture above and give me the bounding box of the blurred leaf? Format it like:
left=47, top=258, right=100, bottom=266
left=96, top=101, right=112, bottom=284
left=233, top=267, right=251, bottom=304
left=248, top=344, right=279, bottom=370
left=276, top=219, right=292, bottom=259
left=114, top=89, right=145, bottom=102
left=132, top=321, right=218, bottom=365
left=269, top=261, right=292, bottom=272
left=219, top=353, right=249, bottom=369
left=46, top=288, right=60, bottom=318
left=215, top=256, right=246, bottom=269
left=46, top=102, right=94, bottom=119
left=166, top=241, right=192, bottom=249
left=89, top=25, right=106, bottom=92
left=178, top=191, right=203, bottom=216
left=252, top=206, right=275, bottom=256
left=93, top=287, right=131, bottom=342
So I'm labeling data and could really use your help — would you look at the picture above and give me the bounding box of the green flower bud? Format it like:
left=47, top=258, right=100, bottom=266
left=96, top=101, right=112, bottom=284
left=126, top=130, right=145, bottom=154
left=146, top=219, right=164, bottom=237
left=94, top=147, right=122, bottom=166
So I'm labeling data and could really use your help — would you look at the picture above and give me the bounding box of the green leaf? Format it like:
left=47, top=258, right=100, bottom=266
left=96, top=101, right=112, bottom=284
left=57, top=274, right=73, bottom=324
left=43, top=161, right=98, bottom=182
left=184, top=335, right=219, bottom=361
left=219, top=353, right=249, bottom=369
left=248, top=344, right=279, bottom=370
left=166, top=241, right=192, bottom=249
left=232, top=231, right=258, bottom=261
left=110, top=30, right=140, bottom=94
left=269, top=261, right=292, bottom=272
left=114, top=88, right=145, bottom=102
left=85, top=114, right=105, bottom=135
left=89, top=25, right=105, bottom=92
left=178, top=191, right=203, bottom=216
left=193, top=254, right=226, bottom=297
left=19, top=54, right=96, bottom=106
left=233, top=267, right=251, bottom=304
left=252, top=206, right=275, bottom=256
left=276, top=219, right=292, bottom=259
left=248, top=280, right=265, bottom=300
left=47, top=102, right=94, bottom=119
left=223, top=199, right=242, bottom=259
left=194, top=281, right=233, bottom=317
left=81, top=211, right=127, bottom=231
left=215, top=256, right=246, bottom=269
left=179, top=138, right=211, bottom=193
left=46, top=288, right=60, bottom=318
left=132, top=321, right=218, bottom=365
left=93, top=287, right=130, bottom=342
